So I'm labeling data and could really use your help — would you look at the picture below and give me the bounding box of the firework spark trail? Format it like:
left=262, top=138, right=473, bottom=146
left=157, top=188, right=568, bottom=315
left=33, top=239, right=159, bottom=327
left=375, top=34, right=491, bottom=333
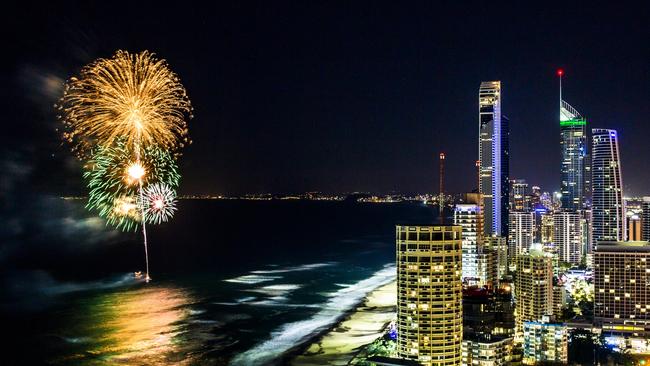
left=138, top=179, right=151, bottom=282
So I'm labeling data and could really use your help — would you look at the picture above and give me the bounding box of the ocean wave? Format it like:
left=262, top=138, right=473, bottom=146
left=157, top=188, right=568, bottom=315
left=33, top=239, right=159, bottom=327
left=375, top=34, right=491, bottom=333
left=224, top=274, right=282, bottom=284
left=246, top=284, right=301, bottom=297
left=213, top=296, right=257, bottom=306
left=229, top=264, right=396, bottom=366
left=247, top=300, right=321, bottom=309
left=62, top=336, right=92, bottom=344
left=188, top=308, right=207, bottom=315
left=249, top=262, right=336, bottom=274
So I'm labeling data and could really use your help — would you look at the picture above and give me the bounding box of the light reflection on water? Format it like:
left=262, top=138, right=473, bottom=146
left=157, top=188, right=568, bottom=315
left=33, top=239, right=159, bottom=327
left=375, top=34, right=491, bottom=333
left=63, top=285, right=199, bottom=365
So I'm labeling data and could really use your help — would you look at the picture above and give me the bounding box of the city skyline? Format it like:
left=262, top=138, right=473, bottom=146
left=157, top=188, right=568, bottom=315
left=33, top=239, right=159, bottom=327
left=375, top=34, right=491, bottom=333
left=4, top=3, right=649, bottom=197
left=3, top=3, right=650, bottom=365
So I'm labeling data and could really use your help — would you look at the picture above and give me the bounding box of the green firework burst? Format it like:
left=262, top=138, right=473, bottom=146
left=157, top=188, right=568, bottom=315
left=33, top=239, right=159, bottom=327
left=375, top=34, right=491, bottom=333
left=84, top=139, right=180, bottom=231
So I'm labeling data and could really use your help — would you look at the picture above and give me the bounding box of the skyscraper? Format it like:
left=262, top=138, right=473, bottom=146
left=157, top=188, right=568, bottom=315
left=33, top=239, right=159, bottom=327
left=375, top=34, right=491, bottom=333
left=642, top=197, right=650, bottom=242
left=455, top=203, right=483, bottom=285
left=479, top=81, right=509, bottom=238
left=454, top=194, right=494, bottom=288
left=508, top=211, right=534, bottom=258
left=396, top=225, right=463, bottom=365
left=485, top=235, right=508, bottom=283
left=553, top=211, right=583, bottom=265
left=558, top=70, right=587, bottom=211
left=592, top=129, right=625, bottom=243
left=514, top=247, right=554, bottom=337
left=559, top=107, right=587, bottom=210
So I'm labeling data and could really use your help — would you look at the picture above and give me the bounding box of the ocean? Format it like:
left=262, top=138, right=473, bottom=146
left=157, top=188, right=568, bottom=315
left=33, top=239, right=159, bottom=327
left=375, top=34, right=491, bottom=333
left=2, top=199, right=439, bottom=365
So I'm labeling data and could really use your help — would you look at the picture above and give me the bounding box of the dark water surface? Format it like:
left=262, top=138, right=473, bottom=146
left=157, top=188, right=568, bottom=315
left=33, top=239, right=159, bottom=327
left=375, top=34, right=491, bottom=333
left=2, top=200, right=437, bottom=365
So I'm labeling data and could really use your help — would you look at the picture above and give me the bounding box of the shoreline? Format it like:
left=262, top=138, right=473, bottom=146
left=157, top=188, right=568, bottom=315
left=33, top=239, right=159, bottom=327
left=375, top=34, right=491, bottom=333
left=287, top=280, right=397, bottom=366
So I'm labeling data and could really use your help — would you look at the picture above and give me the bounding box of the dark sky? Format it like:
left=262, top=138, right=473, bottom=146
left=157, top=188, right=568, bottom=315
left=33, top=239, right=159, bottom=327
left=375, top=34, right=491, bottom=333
left=4, top=2, right=649, bottom=196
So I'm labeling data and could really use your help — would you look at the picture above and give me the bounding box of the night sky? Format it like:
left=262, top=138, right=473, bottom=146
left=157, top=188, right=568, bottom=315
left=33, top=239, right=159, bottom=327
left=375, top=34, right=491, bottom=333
left=4, top=2, right=649, bottom=196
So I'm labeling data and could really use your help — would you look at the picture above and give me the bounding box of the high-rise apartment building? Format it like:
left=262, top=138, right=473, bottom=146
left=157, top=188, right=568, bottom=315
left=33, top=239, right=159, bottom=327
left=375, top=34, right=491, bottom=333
left=594, top=241, right=650, bottom=338
left=642, top=198, right=650, bottom=242
left=485, top=235, right=508, bottom=282
left=454, top=197, right=494, bottom=287
left=396, top=225, right=463, bottom=365
left=509, top=212, right=534, bottom=258
left=540, top=211, right=554, bottom=253
left=514, top=247, right=554, bottom=337
left=522, top=316, right=568, bottom=365
left=582, top=209, right=593, bottom=257
left=479, top=81, right=509, bottom=238
left=461, top=335, right=513, bottom=366
left=455, top=204, right=482, bottom=285
left=553, top=211, right=583, bottom=265
left=592, top=129, right=625, bottom=242
left=559, top=99, right=587, bottom=211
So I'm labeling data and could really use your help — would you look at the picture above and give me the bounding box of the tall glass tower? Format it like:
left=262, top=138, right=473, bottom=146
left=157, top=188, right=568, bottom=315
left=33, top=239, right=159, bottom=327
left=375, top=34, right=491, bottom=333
left=558, top=70, right=587, bottom=211
left=591, top=129, right=625, bottom=242
left=479, top=81, right=509, bottom=238
left=559, top=100, right=587, bottom=210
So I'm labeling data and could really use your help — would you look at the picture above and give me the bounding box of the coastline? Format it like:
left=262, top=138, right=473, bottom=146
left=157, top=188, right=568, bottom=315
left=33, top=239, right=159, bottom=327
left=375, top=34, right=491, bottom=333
left=288, top=280, right=397, bottom=366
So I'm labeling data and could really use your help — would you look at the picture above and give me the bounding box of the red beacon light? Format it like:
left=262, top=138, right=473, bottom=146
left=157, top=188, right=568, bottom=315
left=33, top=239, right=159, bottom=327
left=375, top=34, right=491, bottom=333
left=557, top=69, right=564, bottom=76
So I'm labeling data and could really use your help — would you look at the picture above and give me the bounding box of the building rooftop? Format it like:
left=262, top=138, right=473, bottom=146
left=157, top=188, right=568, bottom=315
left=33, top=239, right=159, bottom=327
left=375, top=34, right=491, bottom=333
left=595, top=241, right=650, bottom=252
left=366, top=356, right=421, bottom=366
left=463, top=333, right=512, bottom=344
left=395, top=224, right=461, bottom=229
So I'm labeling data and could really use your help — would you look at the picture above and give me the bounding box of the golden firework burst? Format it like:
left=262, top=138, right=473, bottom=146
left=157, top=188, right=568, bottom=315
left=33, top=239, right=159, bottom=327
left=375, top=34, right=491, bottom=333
left=58, top=50, right=193, bottom=158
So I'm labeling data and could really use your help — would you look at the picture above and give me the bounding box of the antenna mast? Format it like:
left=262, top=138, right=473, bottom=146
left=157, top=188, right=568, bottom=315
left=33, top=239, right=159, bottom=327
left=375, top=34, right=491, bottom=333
left=439, top=152, right=445, bottom=224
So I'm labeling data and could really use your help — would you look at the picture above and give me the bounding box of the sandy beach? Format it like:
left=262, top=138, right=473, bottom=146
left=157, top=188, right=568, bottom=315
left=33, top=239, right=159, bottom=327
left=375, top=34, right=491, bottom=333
left=289, top=280, right=397, bottom=366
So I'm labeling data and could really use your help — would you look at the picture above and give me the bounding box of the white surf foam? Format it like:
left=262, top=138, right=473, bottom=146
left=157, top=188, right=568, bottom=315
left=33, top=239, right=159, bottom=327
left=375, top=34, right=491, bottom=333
left=213, top=296, right=258, bottom=306
left=229, top=264, right=396, bottom=366
left=224, top=274, right=282, bottom=284
left=249, top=262, right=336, bottom=274
left=246, top=284, right=302, bottom=297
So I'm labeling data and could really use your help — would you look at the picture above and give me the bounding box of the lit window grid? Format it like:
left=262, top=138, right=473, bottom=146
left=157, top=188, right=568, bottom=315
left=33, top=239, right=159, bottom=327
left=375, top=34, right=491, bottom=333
left=396, top=225, right=463, bottom=365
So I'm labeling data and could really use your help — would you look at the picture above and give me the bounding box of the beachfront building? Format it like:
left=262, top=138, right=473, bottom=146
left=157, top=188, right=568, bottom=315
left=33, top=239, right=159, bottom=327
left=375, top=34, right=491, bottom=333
left=461, top=334, right=513, bottom=366
left=514, top=246, right=553, bottom=338
left=396, top=225, right=463, bottom=365
left=522, top=316, right=568, bottom=365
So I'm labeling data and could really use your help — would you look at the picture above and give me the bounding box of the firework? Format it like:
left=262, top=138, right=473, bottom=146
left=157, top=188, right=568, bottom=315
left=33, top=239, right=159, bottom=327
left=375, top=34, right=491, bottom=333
left=140, top=183, right=177, bottom=224
left=58, top=50, right=193, bottom=158
left=84, top=139, right=180, bottom=231
left=108, top=194, right=141, bottom=231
